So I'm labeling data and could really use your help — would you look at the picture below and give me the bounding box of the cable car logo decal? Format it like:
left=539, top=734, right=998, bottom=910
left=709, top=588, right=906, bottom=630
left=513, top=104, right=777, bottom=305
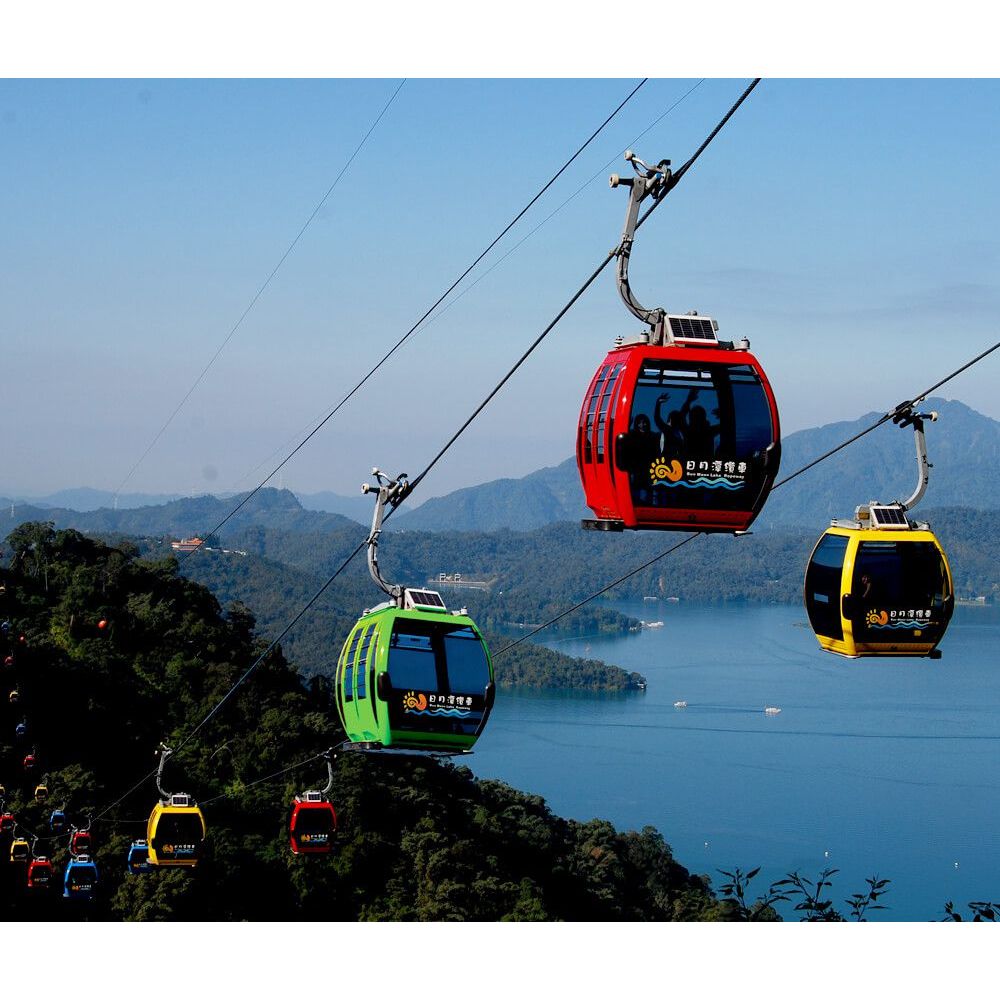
left=402, top=690, right=474, bottom=717
left=402, top=691, right=429, bottom=712
left=649, top=457, right=746, bottom=490
left=161, top=843, right=197, bottom=855
left=864, top=609, right=934, bottom=629
left=650, top=458, right=683, bottom=483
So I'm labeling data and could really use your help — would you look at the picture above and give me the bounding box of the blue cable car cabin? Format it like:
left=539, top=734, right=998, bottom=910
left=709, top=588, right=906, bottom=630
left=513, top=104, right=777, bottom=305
left=63, top=856, right=98, bottom=900
left=127, top=839, right=152, bottom=874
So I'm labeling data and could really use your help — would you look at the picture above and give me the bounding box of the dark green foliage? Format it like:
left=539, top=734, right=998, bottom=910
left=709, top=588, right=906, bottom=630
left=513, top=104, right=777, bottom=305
left=718, top=867, right=891, bottom=922
left=486, top=638, right=646, bottom=691
left=943, top=900, right=998, bottom=921
left=0, top=523, right=717, bottom=921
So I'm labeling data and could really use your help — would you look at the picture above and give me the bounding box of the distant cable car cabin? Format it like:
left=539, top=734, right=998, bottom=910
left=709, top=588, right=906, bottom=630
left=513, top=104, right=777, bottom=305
left=0, top=813, right=14, bottom=834
left=289, top=752, right=338, bottom=855
left=70, top=829, right=92, bottom=856
left=804, top=406, right=954, bottom=658
left=126, top=840, right=152, bottom=874
left=49, top=808, right=67, bottom=834
left=34, top=784, right=48, bottom=804
left=578, top=153, right=780, bottom=533
left=10, top=836, right=30, bottom=863
left=63, top=856, right=98, bottom=900
left=146, top=746, right=206, bottom=867
left=27, top=856, right=54, bottom=889
left=335, top=470, right=496, bottom=753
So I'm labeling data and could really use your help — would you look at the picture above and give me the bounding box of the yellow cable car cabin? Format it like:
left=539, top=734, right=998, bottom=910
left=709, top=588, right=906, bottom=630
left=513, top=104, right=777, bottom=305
left=804, top=404, right=955, bottom=659
left=146, top=793, right=206, bottom=867
left=804, top=511, right=954, bottom=659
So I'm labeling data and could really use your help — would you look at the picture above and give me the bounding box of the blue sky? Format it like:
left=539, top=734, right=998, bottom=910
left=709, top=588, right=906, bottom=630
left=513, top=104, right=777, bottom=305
left=2, top=78, right=998, bottom=500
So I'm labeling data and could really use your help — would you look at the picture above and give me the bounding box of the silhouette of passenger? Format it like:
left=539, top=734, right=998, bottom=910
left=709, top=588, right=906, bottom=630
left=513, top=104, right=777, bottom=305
left=628, top=413, right=663, bottom=503
left=686, top=405, right=721, bottom=456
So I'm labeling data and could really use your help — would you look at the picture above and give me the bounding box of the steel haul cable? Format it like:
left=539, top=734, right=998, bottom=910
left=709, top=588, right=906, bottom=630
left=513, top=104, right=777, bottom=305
left=180, top=78, right=650, bottom=560
left=227, top=79, right=710, bottom=495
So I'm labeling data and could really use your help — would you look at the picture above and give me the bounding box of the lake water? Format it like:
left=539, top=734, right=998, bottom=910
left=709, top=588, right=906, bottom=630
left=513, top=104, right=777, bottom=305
left=470, top=601, right=1000, bottom=921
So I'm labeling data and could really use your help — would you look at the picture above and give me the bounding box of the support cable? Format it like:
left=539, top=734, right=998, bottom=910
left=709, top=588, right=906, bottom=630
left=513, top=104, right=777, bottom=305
left=179, top=78, right=649, bottom=559
left=114, top=79, right=407, bottom=502
left=496, top=340, right=1000, bottom=654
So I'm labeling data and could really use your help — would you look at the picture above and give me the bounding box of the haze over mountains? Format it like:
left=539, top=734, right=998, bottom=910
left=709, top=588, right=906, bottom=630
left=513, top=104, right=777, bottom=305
left=2, top=397, right=996, bottom=537
left=343, top=396, right=1000, bottom=531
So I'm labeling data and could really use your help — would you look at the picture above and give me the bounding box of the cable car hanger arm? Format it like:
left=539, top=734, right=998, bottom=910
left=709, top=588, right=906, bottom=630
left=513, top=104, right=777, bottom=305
left=890, top=402, right=937, bottom=511
left=362, top=468, right=411, bottom=602
left=611, top=151, right=672, bottom=330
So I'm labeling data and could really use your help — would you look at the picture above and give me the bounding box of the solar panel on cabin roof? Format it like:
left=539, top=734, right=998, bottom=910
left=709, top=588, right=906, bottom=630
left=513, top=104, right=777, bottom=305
left=869, top=505, right=910, bottom=529
left=669, top=316, right=716, bottom=341
left=408, top=590, right=446, bottom=608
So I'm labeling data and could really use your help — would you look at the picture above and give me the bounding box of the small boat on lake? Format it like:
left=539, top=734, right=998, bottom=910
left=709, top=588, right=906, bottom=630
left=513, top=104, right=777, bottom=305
left=764, top=706, right=782, bottom=715
left=673, top=700, right=687, bottom=709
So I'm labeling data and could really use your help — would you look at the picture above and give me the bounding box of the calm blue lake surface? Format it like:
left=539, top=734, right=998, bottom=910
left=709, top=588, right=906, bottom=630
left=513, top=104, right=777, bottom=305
left=470, top=601, right=1000, bottom=921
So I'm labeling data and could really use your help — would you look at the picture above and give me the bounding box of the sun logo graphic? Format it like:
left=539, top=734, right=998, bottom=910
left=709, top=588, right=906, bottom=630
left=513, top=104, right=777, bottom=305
left=402, top=691, right=428, bottom=712
left=865, top=610, right=889, bottom=627
left=650, top=458, right=683, bottom=484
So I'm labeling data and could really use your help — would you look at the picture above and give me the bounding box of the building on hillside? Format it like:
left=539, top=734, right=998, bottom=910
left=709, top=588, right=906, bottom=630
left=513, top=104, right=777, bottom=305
left=431, top=572, right=496, bottom=592
left=170, top=537, right=204, bottom=553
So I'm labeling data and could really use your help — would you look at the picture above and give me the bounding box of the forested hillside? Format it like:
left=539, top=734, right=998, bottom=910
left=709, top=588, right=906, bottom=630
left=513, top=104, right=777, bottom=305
left=126, top=506, right=997, bottom=680
left=1, top=525, right=701, bottom=920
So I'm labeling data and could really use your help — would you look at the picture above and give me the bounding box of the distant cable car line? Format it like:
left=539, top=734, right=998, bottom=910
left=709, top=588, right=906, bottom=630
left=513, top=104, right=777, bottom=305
left=113, top=79, right=407, bottom=503
left=183, top=78, right=651, bottom=559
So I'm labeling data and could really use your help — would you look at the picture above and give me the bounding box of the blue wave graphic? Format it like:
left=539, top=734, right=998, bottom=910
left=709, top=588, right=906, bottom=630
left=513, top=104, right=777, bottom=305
left=653, top=477, right=744, bottom=491
left=870, top=620, right=930, bottom=630
left=408, top=707, right=472, bottom=718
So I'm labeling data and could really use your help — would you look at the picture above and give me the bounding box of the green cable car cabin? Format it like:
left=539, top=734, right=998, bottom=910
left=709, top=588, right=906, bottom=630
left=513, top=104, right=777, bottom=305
left=335, top=588, right=495, bottom=753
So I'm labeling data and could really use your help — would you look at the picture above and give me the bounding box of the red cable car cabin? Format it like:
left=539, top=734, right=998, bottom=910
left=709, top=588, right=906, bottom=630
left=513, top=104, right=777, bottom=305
left=27, top=857, right=54, bottom=889
left=577, top=315, right=780, bottom=533
left=71, top=830, right=92, bottom=855
left=289, top=792, right=337, bottom=855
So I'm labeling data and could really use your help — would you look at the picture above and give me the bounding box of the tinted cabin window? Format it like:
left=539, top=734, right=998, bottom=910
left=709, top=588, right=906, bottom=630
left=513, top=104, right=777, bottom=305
left=388, top=628, right=439, bottom=691
left=151, top=813, right=204, bottom=857
left=442, top=626, right=491, bottom=693
left=387, top=619, right=491, bottom=737
left=342, top=628, right=362, bottom=703
left=294, top=806, right=335, bottom=834
left=68, top=866, right=95, bottom=886
left=582, top=367, right=609, bottom=464
left=805, top=533, right=848, bottom=641
left=623, top=361, right=773, bottom=510
left=850, top=541, right=950, bottom=641
left=356, top=625, right=375, bottom=699
left=595, top=364, right=622, bottom=463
